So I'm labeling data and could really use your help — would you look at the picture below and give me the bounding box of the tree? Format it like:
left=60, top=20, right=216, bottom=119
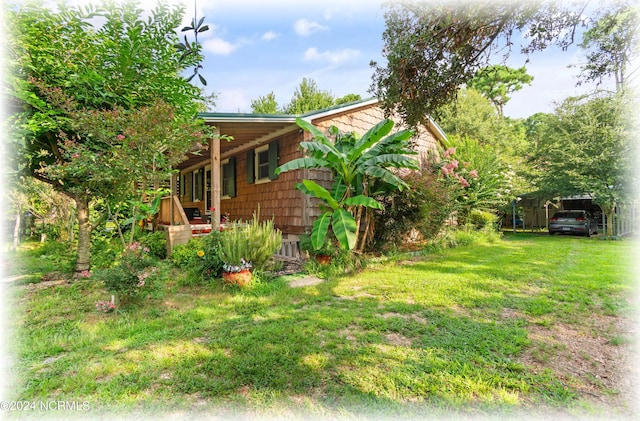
left=7, top=1, right=211, bottom=275
left=283, top=78, right=335, bottom=114
left=577, top=1, right=638, bottom=92
left=251, top=80, right=362, bottom=115
left=467, top=65, right=533, bottom=116
left=251, top=92, right=279, bottom=114
left=276, top=118, right=418, bottom=251
left=531, top=93, right=633, bottom=236
left=370, top=0, right=589, bottom=127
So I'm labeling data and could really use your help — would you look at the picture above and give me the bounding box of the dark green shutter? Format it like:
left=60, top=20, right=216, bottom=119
left=268, top=141, right=279, bottom=180
left=228, top=157, right=236, bottom=198
left=246, top=149, right=255, bottom=184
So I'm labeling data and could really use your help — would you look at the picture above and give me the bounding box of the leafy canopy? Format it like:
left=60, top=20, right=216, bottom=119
left=370, top=0, right=589, bottom=126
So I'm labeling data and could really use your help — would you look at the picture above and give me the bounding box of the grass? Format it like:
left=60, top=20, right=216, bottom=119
left=5, top=233, right=637, bottom=419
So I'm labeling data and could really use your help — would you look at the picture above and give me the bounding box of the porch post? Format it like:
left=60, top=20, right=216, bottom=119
left=211, top=128, right=221, bottom=228
left=170, top=173, right=176, bottom=225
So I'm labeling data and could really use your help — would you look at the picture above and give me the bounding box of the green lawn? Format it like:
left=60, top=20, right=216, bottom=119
left=6, top=233, right=637, bottom=419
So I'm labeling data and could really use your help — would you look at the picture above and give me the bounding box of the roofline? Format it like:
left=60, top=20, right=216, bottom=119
left=197, top=97, right=448, bottom=142
left=198, top=97, right=379, bottom=124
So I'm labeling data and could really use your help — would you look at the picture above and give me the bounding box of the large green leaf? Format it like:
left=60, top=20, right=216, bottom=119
left=361, top=129, right=415, bottom=162
left=362, top=154, right=419, bottom=170
left=299, top=141, right=338, bottom=157
left=297, top=179, right=340, bottom=210
left=296, top=117, right=329, bottom=143
left=343, top=195, right=384, bottom=210
left=349, top=119, right=395, bottom=161
left=331, top=208, right=357, bottom=250
left=364, top=167, right=408, bottom=190
left=276, top=157, right=329, bottom=175
left=330, top=180, right=348, bottom=201
left=311, top=212, right=332, bottom=250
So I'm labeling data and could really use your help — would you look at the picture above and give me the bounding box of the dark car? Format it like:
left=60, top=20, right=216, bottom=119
left=549, top=210, right=598, bottom=237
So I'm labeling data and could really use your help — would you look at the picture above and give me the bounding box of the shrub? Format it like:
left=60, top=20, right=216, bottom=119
left=467, top=209, right=498, bottom=230
left=138, top=231, right=167, bottom=260
left=171, top=233, right=225, bottom=284
left=92, top=242, right=159, bottom=305
left=221, top=209, right=282, bottom=271
left=372, top=166, right=457, bottom=251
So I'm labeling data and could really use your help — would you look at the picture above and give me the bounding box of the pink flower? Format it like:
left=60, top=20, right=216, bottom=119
left=459, top=176, right=470, bottom=188
left=117, top=134, right=125, bottom=140
left=72, top=153, right=80, bottom=159
left=443, top=147, right=456, bottom=158
left=441, top=166, right=451, bottom=176
left=469, top=170, right=478, bottom=179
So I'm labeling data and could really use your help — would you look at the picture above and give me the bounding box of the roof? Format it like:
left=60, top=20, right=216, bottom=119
left=179, top=98, right=446, bottom=170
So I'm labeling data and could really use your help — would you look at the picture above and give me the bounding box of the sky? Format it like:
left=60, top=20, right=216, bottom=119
left=186, top=0, right=619, bottom=119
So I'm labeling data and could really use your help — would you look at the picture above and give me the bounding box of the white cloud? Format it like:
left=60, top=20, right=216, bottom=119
left=302, top=47, right=360, bottom=66
left=202, top=36, right=251, bottom=55
left=261, top=31, right=279, bottom=41
left=203, top=37, right=237, bottom=55
left=293, top=18, right=328, bottom=37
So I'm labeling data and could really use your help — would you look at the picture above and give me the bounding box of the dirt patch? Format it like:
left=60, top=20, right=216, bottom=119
left=518, top=314, right=639, bottom=416
left=289, top=276, right=325, bottom=288
left=381, top=312, right=428, bottom=324
left=384, top=332, right=413, bottom=347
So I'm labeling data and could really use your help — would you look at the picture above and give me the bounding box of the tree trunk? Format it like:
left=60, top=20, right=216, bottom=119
left=600, top=203, right=615, bottom=237
left=13, top=206, right=22, bottom=250
left=74, top=194, right=92, bottom=277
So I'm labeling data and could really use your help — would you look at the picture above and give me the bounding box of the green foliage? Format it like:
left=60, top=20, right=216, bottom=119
left=440, top=136, right=515, bottom=222
left=92, top=242, right=159, bottom=305
left=577, top=1, right=638, bottom=91
left=220, top=210, right=282, bottom=271
left=7, top=1, right=211, bottom=273
left=372, top=165, right=457, bottom=251
left=90, top=232, right=121, bottom=270
left=250, top=79, right=361, bottom=114
left=171, top=233, right=224, bottom=284
left=283, top=78, right=336, bottom=114
left=530, top=92, right=633, bottom=235
left=371, top=1, right=588, bottom=125
left=299, top=233, right=338, bottom=257
left=171, top=237, right=205, bottom=269
left=467, top=65, right=533, bottom=115
left=467, top=209, right=498, bottom=230
left=138, top=231, right=167, bottom=260
left=250, top=92, right=279, bottom=114
left=242, top=210, right=283, bottom=270
left=277, top=118, right=417, bottom=251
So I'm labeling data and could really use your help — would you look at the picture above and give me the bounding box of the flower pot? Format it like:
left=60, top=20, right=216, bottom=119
left=222, top=270, right=252, bottom=287
left=315, top=254, right=332, bottom=265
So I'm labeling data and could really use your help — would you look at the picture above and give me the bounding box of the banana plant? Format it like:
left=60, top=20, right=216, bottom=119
left=276, top=118, right=419, bottom=250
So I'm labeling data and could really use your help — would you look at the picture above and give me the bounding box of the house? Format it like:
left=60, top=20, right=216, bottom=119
left=157, top=98, right=447, bottom=255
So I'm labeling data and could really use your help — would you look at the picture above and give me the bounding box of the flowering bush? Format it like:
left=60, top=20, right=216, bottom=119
left=92, top=242, right=159, bottom=305
left=170, top=232, right=225, bottom=284
left=223, top=258, right=252, bottom=273
left=95, top=299, right=115, bottom=313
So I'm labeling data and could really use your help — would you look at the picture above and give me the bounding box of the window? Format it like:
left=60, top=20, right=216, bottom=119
left=193, top=167, right=204, bottom=201
left=222, top=158, right=236, bottom=198
left=246, top=141, right=279, bottom=184
left=256, top=145, right=270, bottom=182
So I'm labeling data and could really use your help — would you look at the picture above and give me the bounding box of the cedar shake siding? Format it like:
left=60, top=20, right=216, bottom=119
left=182, top=98, right=447, bottom=237
left=221, top=130, right=307, bottom=234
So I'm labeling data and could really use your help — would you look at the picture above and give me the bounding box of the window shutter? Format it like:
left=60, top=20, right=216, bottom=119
left=246, top=149, right=255, bottom=184
left=228, top=157, right=236, bottom=198
left=268, top=141, right=279, bottom=180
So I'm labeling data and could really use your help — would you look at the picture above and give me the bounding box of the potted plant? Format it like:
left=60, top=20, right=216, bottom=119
left=221, top=258, right=253, bottom=286
left=220, top=222, right=253, bottom=287
left=299, top=234, right=337, bottom=264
